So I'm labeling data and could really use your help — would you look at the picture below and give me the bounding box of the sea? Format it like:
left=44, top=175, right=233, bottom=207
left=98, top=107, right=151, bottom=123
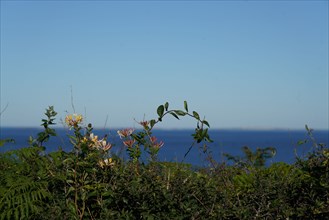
left=1, top=127, right=328, bottom=167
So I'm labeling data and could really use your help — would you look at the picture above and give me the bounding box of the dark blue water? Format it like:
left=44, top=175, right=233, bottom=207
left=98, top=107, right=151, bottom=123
left=1, top=127, right=328, bottom=166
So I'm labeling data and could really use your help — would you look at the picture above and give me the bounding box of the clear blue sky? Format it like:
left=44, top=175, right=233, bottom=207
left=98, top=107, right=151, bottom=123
left=1, top=1, right=328, bottom=130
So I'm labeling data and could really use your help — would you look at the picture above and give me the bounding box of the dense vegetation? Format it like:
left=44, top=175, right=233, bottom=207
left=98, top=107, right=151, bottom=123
left=0, top=103, right=328, bottom=219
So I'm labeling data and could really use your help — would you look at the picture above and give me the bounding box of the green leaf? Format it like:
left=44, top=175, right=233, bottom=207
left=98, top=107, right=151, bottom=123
left=297, top=140, right=307, bottom=145
left=193, top=111, right=200, bottom=120
left=131, top=134, right=141, bottom=142
left=202, top=120, right=210, bottom=128
left=102, top=191, right=112, bottom=197
left=150, top=119, right=156, bottom=128
left=164, top=102, right=169, bottom=111
left=184, top=101, right=188, bottom=112
left=157, top=105, right=164, bottom=118
left=66, top=179, right=74, bottom=184
left=174, top=110, right=186, bottom=116
left=170, top=112, right=180, bottom=120
left=63, top=158, right=74, bottom=165
left=205, top=136, right=213, bottom=143
left=69, top=185, right=76, bottom=191
left=202, top=128, right=208, bottom=138
left=0, top=138, right=15, bottom=147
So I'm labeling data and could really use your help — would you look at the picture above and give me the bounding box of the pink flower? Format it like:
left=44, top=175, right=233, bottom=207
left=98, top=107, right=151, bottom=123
left=123, top=139, right=135, bottom=148
left=154, top=141, right=164, bottom=149
left=99, top=139, right=112, bottom=151
left=117, top=128, right=134, bottom=139
left=140, top=121, right=149, bottom=129
left=150, top=136, right=157, bottom=144
left=150, top=136, right=164, bottom=149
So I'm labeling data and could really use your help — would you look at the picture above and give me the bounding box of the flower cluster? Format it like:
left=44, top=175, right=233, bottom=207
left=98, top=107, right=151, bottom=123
left=82, top=133, right=112, bottom=151
left=117, top=128, right=134, bottom=139
left=117, top=128, right=135, bottom=148
left=65, top=114, right=83, bottom=128
left=98, top=157, right=115, bottom=168
left=117, top=125, right=165, bottom=162
left=139, top=120, right=149, bottom=130
left=123, top=139, right=135, bottom=148
left=149, top=136, right=164, bottom=149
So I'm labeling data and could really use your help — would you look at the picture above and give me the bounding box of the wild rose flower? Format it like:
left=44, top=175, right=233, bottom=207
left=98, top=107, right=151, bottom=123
left=117, top=128, right=134, bottom=139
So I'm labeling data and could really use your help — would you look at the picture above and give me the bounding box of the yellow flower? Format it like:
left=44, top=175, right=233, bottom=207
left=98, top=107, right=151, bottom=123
left=74, top=114, right=83, bottom=124
left=65, top=115, right=73, bottom=126
left=90, top=133, right=99, bottom=143
left=104, top=158, right=114, bottom=165
left=65, top=114, right=83, bottom=128
left=81, top=137, right=88, bottom=144
left=98, top=158, right=115, bottom=168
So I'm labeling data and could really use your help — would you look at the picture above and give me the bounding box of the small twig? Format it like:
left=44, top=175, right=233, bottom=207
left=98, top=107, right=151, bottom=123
left=0, top=102, right=9, bottom=116
left=103, top=114, right=109, bottom=130
left=87, top=207, right=95, bottom=220
left=84, top=107, right=87, bottom=127
left=70, top=85, right=76, bottom=113
left=182, top=140, right=196, bottom=163
left=192, top=193, right=209, bottom=213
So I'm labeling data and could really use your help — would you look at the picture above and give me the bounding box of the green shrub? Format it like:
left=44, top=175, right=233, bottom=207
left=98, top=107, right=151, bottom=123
left=0, top=105, right=328, bottom=219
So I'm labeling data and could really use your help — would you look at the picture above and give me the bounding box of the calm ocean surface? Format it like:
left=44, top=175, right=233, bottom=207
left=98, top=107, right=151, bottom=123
left=1, top=127, right=328, bottom=166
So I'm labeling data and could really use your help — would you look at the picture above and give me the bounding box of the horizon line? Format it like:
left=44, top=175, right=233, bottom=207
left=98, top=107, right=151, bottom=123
left=1, top=125, right=328, bottom=132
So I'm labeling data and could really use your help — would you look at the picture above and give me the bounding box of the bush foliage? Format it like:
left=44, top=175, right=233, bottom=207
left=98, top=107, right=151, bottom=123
left=0, top=103, right=328, bottom=219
